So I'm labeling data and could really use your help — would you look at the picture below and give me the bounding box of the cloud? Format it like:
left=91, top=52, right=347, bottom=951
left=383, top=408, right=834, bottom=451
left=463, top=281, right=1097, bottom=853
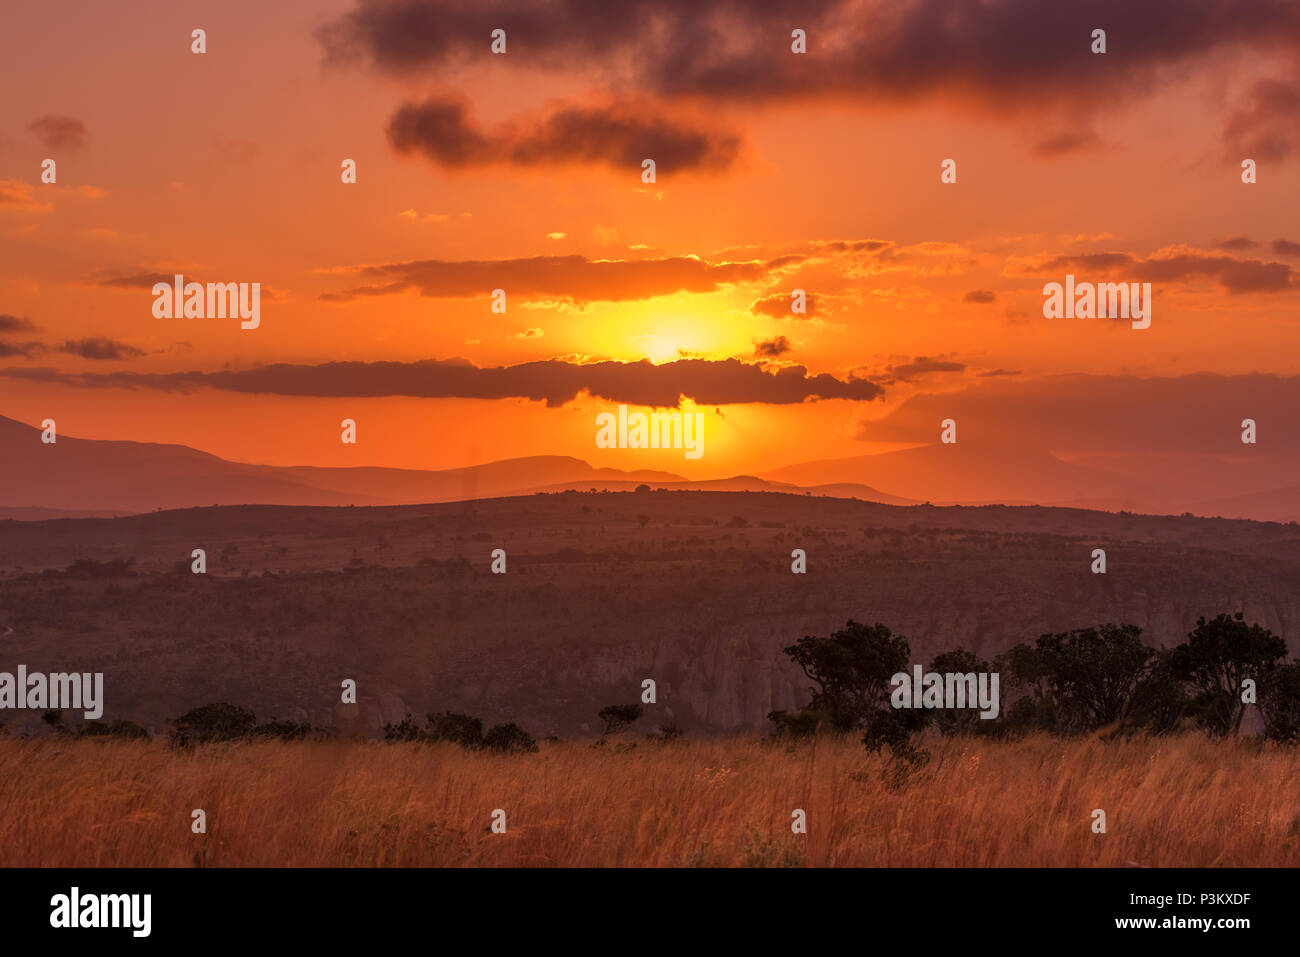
left=753, top=336, right=792, bottom=358
left=855, top=372, right=1300, bottom=455
left=0, top=314, right=37, bottom=333
left=0, top=356, right=885, bottom=408
left=58, top=338, right=145, bottom=360
left=1217, top=236, right=1259, bottom=251
left=320, top=0, right=1300, bottom=116
left=27, top=114, right=86, bottom=151
left=882, top=356, right=966, bottom=382
left=387, top=96, right=742, bottom=172
left=751, top=292, right=817, bottom=318
left=1224, top=77, right=1300, bottom=161
left=87, top=272, right=175, bottom=289
left=0, top=341, right=42, bottom=358
left=1273, top=238, right=1300, bottom=257
left=1027, top=247, right=1296, bottom=293
left=963, top=290, right=997, bottom=303
left=322, top=253, right=803, bottom=303
left=1032, top=129, right=1101, bottom=158
left=0, top=179, right=50, bottom=211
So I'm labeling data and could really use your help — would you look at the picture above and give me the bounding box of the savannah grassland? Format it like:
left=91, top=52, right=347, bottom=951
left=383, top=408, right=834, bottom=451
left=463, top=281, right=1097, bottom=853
left=2, top=733, right=1297, bottom=867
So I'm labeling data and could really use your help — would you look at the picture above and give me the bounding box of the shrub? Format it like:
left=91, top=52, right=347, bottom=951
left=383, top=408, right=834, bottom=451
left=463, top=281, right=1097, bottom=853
left=170, top=703, right=256, bottom=747
left=482, top=722, right=538, bottom=753
left=426, top=711, right=484, bottom=748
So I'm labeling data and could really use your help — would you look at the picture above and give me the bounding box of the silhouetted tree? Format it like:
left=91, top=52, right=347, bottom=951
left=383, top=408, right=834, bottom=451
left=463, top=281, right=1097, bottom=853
left=170, top=703, right=256, bottom=747
left=1123, top=649, right=1193, bottom=735
left=598, top=704, right=643, bottom=740
left=928, top=648, right=993, bottom=736
left=482, top=722, right=538, bottom=753
left=1167, top=613, right=1287, bottom=736
left=781, top=620, right=910, bottom=731
left=1259, top=662, right=1300, bottom=743
left=999, top=624, right=1154, bottom=735
left=426, top=711, right=484, bottom=748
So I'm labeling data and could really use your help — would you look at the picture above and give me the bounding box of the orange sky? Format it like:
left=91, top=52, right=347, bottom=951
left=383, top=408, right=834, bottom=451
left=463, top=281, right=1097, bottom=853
left=2, top=0, right=1299, bottom=478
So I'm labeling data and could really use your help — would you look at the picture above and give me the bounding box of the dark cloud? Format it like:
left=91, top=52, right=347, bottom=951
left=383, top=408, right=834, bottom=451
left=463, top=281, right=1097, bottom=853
left=1224, top=77, right=1300, bottom=161
left=1272, top=238, right=1300, bottom=257
left=978, top=368, right=1021, bottom=377
left=855, top=372, right=1300, bottom=456
left=27, top=114, right=86, bottom=152
left=1032, top=129, right=1100, bottom=158
left=319, top=0, right=1300, bottom=114
left=751, top=292, right=817, bottom=318
left=1033, top=250, right=1296, bottom=293
left=0, top=356, right=884, bottom=408
left=883, top=356, right=966, bottom=382
left=59, top=338, right=145, bottom=360
left=0, top=341, right=42, bottom=358
left=963, top=290, right=996, bottom=304
left=322, top=253, right=803, bottom=303
left=0, top=314, right=37, bottom=333
left=87, top=272, right=175, bottom=290
left=753, top=336, right=792, bottom=358
left=1217, top=236, right=1259, bottom=251
left=388, top=96, right=742, bottom=171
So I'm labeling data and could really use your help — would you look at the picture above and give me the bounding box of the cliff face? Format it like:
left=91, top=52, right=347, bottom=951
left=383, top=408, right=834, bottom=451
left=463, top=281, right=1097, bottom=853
left=2, top=492, right=1298, bottom=736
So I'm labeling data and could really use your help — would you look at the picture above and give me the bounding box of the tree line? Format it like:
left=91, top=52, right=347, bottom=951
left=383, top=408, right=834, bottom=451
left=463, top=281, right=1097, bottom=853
left=767, top=613, right=1300, bottom=764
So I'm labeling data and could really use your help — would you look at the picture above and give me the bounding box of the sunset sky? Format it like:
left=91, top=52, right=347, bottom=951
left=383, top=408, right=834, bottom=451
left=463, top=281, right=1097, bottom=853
left=2, top=0, right=1300, bottom=480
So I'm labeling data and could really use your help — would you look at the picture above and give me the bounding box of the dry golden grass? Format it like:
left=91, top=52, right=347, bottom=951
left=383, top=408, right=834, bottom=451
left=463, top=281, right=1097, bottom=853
left=1, top=733, right=1297, bottom=867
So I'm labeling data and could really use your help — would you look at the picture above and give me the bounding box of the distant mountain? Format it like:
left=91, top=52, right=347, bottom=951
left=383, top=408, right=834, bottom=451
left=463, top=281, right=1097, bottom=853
left=4, top=413, right=1295, bottom=520
left=0, top=414, right=682, bottom=513
left=763, top=441, right=1153, bottom=509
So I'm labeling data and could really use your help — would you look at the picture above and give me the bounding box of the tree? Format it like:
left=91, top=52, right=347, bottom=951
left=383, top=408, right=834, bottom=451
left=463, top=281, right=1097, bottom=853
left=928, top=648, right=992, bottom=736
left=426, top=711, right=484, bottom=748
left=1122, top=649, right=1193, bottom=735
left=1167, top=613, right=1287, bottom=736
left=597, top=704, right=643, bottom=740
left=170, top=703, right=256, bottom=747
left=482, top=722, right=538, bottom=753
left=999, top=625, right=1155, bottom=735
left=780, top=620, right=910, bottom=731
left=1258, top=662, right=1300, bottom=743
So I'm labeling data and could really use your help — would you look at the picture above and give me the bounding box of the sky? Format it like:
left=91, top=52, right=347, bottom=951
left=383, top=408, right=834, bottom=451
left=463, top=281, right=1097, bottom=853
left=2, top=0, right=1299, bottom=480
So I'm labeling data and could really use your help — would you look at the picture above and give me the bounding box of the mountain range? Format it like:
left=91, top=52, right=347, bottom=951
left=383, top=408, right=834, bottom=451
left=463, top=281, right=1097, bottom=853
left=0, top=413, right=1295, bottom=521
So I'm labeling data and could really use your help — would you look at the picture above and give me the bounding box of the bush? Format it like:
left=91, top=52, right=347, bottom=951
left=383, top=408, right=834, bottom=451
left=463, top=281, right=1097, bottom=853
left=252, top=720, right=315, bottom=741
left=170, top=703, right=256, bottom=747
left=482, top=722, right=538, bottom=753
left=426, top=711, right=484, bottom=748
left=382, top=718, right=428, bottom=743
left=79, top=719, right=150, bottom=741
left=597, top=704, right=643, bottom=739
left=766, top=708, right=832, bottom=738
left=1259, top=662, right=1300, bottom=743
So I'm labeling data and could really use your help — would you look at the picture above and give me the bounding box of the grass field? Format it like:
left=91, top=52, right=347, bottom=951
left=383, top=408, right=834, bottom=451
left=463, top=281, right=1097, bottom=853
left=1, top=734, right=1296, bottom=867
